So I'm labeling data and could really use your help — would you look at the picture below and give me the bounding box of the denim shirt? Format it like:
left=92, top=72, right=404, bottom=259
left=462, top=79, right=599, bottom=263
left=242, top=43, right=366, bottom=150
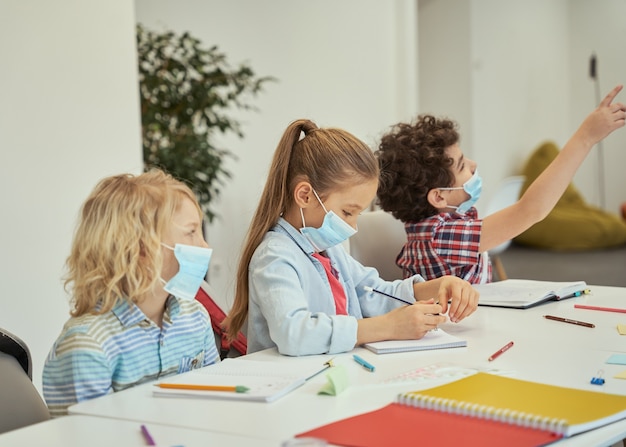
left=247, top=217, right=424, bottom=356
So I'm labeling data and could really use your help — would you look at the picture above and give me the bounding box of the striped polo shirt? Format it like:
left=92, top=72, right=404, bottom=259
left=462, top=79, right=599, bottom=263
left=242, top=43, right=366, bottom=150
left=43, top=295, right=220, bottom=417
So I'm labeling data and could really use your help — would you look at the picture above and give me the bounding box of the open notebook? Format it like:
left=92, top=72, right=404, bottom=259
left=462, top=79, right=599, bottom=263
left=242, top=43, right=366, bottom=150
left=475, top=279, right=588, bottom=309
left=363, top=328, right=466, bottom=354
left=153, top=358, right=326, bottom=403
left=297, top=372, right=626, bottom=446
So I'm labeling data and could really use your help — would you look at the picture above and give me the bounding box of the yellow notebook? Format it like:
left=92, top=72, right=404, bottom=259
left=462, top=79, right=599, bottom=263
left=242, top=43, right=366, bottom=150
left=399, top=372, right=626, bottom=437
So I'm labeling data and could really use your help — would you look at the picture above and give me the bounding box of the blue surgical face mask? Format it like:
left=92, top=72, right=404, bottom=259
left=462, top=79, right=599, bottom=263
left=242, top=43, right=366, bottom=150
left=161, top=243, right=213, bottom=300
left=439, top=170, right=482, bottom=214
left=299, top=189, right=357, bottom=252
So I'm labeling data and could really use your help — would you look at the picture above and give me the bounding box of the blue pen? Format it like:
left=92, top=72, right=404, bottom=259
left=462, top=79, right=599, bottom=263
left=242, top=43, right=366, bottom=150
left=559, top=289, right=590, bottom=300
left=353, top=354, right=375, bottom=372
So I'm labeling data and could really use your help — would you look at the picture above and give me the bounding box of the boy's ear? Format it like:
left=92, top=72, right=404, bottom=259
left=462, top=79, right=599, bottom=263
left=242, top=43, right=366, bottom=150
left=427, top=188, right=450, bottom=210
left=293, top=181, right=313, bottom=208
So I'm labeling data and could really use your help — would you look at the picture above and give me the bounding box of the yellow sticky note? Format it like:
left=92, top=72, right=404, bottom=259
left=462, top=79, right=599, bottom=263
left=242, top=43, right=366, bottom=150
left=614, top=370, right=626, bottom=380
left=318, top=365, right=349, bottom=396
left=617, top=324, right=626, bottom=335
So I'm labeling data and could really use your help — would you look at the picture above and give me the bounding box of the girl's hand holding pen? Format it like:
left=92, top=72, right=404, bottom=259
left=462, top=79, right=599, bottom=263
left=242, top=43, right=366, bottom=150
left=414, top=276, right=479, bottom=323
left=385, top=299, right=446, bottom=339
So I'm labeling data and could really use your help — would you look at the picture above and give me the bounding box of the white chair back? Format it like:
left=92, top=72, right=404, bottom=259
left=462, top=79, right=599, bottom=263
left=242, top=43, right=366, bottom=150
left=349, top=210, right=406, bottom=281
left=485, top=175, right=526, bottom=280
left=485, top=176, right=526, bottom=255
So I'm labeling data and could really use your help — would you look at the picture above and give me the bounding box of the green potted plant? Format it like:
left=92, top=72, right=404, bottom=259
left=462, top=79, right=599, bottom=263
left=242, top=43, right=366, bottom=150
left=136, top=24, right=274, bottom=222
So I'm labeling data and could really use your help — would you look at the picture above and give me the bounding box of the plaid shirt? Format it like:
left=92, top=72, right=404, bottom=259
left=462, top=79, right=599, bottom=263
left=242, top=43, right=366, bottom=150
left=397, top=208, right=492, bottom=284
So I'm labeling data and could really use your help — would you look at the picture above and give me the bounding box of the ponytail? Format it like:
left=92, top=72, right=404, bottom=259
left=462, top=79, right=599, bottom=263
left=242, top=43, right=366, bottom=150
left=226, top=120, right=315, bottom=339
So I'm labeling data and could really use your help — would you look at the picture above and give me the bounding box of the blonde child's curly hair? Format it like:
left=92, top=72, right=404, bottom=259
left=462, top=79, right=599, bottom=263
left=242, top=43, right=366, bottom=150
left=65, top=169, right=201, bottom=316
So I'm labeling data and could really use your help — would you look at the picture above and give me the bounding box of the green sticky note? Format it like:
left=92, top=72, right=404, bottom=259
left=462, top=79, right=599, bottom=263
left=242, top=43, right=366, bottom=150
left=317, top=365, right=349, bottom=396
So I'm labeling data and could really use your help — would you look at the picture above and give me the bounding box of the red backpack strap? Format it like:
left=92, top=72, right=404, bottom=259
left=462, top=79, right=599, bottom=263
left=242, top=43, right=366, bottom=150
left=195, top=285, right=247, bottom=358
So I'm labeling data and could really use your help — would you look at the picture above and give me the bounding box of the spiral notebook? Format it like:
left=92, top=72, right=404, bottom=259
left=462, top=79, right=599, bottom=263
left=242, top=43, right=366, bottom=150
left=296, top=372, right=626, bottom=446
left=363, top=328, right=466, bottom=354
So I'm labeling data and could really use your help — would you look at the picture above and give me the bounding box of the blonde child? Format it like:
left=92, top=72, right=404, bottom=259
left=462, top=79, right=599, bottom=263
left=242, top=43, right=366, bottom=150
left=43, top=170, right=220, bottom=416
left=376, top=85, right=626, bottom=284
left=225, top=119, right=479, bottom=356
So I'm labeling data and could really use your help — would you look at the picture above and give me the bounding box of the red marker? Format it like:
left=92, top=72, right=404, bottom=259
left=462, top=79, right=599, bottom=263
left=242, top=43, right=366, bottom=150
left=488, top=341, right=514, bottom=362
left=574, top=304, right=626, bottom=314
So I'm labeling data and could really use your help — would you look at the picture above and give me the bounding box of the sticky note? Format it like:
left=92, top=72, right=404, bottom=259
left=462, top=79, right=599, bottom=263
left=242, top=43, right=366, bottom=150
left=318, top=365, right=349, bottom=396
left=617, top=324, right=626, bottom=335
left=614, top=370, right=626, bottom=380
left=606, top=354, right=626, bottom=365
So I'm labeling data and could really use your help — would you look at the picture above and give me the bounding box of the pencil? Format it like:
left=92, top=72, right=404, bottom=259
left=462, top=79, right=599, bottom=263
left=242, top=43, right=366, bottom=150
left=574, top=304, right=626, bottom=314
left=363, top=286, right=413, bottom=305
left=305, top=358, right=335, bottom=381
left=156, top=383, right=250, bottom=393
left=543, top=314, right=595, bottom=328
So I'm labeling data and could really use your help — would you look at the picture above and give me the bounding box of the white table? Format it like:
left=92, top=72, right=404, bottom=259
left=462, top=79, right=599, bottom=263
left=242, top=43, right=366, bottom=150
left=0, top=414, right=282, bottom=447
left=0, top=286, right=626, bottom=447
left=64, top=284, right=626, bottom=446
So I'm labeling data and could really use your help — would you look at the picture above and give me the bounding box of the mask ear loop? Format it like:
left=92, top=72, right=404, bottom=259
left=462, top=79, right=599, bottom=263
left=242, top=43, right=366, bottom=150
left=300, top=188, right=328, bottom=229
left=433, top=188, right=464, bottom=213
left=299, top=208, right=306, bottom=229
left=311, top=189, right=329, bottom=213
left=437, top=186, right=463, bottom=191
left=160, top=243, right=176, bottom=287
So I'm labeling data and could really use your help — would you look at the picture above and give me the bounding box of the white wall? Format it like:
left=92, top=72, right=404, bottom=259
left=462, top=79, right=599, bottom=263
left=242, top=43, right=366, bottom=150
left=569, top=0, right=626, bottom=212
left=471, top=0, right=571, bottom=213
left=418, top=0, right=473, bottom=154
left=134, top=0, right=420, bottom=312
left=0, top=1, right=143, bottom=392
left=419, top=0, right=626, bottom=215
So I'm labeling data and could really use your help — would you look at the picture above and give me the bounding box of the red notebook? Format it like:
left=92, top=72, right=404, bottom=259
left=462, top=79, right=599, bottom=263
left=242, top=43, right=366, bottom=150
left=296, top=403, right=562, bottom=447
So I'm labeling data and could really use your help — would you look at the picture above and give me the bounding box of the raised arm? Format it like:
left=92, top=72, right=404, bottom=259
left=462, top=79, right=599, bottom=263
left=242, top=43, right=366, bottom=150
left=480, top=84, right=626, bottom=253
